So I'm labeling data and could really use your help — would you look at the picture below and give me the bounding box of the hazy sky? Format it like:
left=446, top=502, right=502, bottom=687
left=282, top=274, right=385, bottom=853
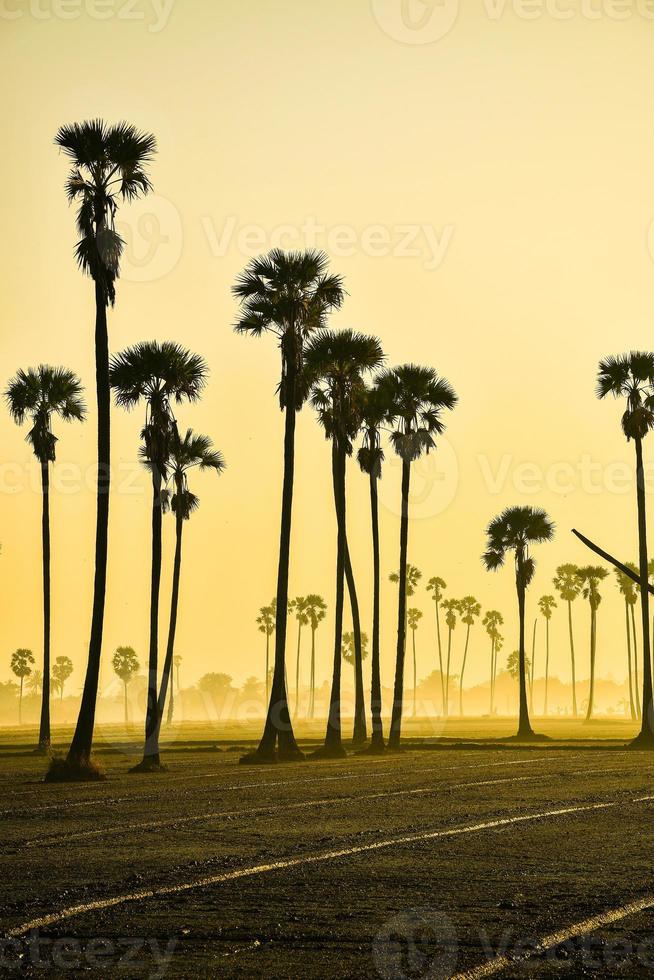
left=2, top=0, right=654, bottom=702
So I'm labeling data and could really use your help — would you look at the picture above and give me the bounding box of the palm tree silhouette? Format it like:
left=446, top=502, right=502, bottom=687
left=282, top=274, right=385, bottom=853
left=614, top=568, right=638, bottom=721
left=52, top=120, right=156, bottom=779
left=576, top=566, right=608, bottom=723
left=173, top=654, right=183, bottom=710
left=342, top=631, right=370, bottom=699
left=11, top=649, right=34, bottom=725
left=110, top=341, right=207, bottom=771
left=482, top=505, right=555, bottom=740
left=482, top=609, right=503, bottom=714
left=157, top=428, right=224, bottom=736
left=289, top=597, right=310, bottom=718
left=458, top=596, right=481, bottom=716
left=233, top=249, right=344, bottom=763
left=407, top=607, right=423, bottom=717
left=538, top=595, right=557, bottom=716
left=112, top=646, right=139, bottom=726
left=626, top=561, right=641, bottom=719
left=52, top=655, right=73, bottom=700
left=257, top=603, right=276, bottom=703
left=441, top=598, right=459, bottom=717
left=379, top=365, right=456, bottom=749
left=27, top=671, right=43, bottom=698
left=304, top=595, right=327, bottom=720
left=306, top=329, right=384, bottom=757
left=426, top=577, right=447, bottom=715
left=553, top=564, right=581, bottom=718
left=5, top=365, right=85, bottom=750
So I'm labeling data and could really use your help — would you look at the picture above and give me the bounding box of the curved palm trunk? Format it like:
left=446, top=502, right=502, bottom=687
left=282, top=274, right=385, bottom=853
left=66, top=280, right=110, bottom=770
left=625, top=600, right=637, bottom=721
left=156, top=506, right=184, bottom=748
left=344, top=546, right=367, bottom=745
left=459, top=624, right=471, bottom=717
left=38, top=460, right=51, bottom=750
left=322, top=440, right=347, bottom=756
left=516, top=563, right=533, bottom=738
left=567, top=600, right=578, bottom=718
left=139, top=467, right=164, bottom=767
left=435, top=602, right=445, bottom=714
left=388, top=459, right=411, bottom=749
left=369, top=469, right=384, bottom=750
left=634, top=435, right=654, bottom=743
left=630, top=605, right=641, bottom=720
left=585, top=604, right=596, bottom=722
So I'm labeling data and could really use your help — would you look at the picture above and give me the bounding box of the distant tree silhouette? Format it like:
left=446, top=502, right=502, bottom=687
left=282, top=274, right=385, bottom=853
left=482, top=610, right=503, bottom=714
left=305, top=595, right=327, bottom=720
left=6, top=365, right=85, bottom=751
left=52, top=655, right=73, bottom=701
left=441, top=598, right=459, bottom=717
left=426, top=577, right=447, bottom=715
left=507, top=649, right=531, bottom=682
left=614, top=568, right=638, bottom=721
left=576, top=566, right=608, bottom=722
left=112, top=646, right=139, bottom=726
left=290, top=596, right=309, bottom=719
left=342, top=632, right=370, bottom=701
left=458, top=596, right=481, bottom=716
left=27, top=670, right=43, bottom=698
left=538, top=595, right=557, bottom=716
left=482, top=505, right=555, bottom=740
left=52, top=120, right=156, bottom=780
left=171, top=654, right=183, bottom=723
left=407, top=608, right=423, bottom=717
left=233, top=249, right=344, bottom=763
left=11, top=649, right=34, bottom=724
left=257, top=602, right=276, bottom=703
left=553, top=564, right=581, bottom=718
left=626, top=561, right=641, bottom=720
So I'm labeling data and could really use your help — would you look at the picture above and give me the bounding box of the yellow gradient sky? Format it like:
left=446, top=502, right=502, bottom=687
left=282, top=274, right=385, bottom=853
left=2, top=0, right=654, bottom=700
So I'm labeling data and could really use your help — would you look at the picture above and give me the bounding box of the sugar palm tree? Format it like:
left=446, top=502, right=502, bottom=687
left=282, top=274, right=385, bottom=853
left=342, top=631, right=370, bottom=702
left=538, top=595, right=557, bottom=715
left=576, top=566, right=609, bottom=723
left=233, top=250, right=345, bottom=763
left=52, top=120, right=156, bottom=780
left=52, top=656, right=73, bottom=700
left=626, top=561, right=641, bottom=719
left=553, top=564, right=581, bottom=718
left=11, top=649, right=34, bottom=725
left=110, top=341, right=207, bottom=771
left=379, top=365, right=456, bottom=749
left=306, top=329, right=384, bottom=757
left=441, top=598, right=459, bottom=717
left=426, top=577, right=447, bottom=714
left=482, top=505, right=555, bottom=740
left=290, top=597, right=310, bottom=718
left=614, top=568, right=638, bottom=721
left=305, top=594, right=327, bottom=720
left=529, top=619, right=537, bottom=712
left=112, top=646, right=139, bottom=726
left=257, top=603, right=276, bottom=703
left=407, top=608, right=423, bottom=717
left=482, top=610, right=503, bottom=714
left=458, top=596, right=481, bottom=716
left=27, top=670, right=43, bottom=698
left=5, top=365, right=85, bottom=751
left=174, top=655, right=182, bottom=695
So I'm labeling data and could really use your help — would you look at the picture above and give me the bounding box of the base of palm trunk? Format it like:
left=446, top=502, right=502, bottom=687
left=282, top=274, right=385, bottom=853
left=359, top=740, right=386, bottom=755
left=44, top=755, right=105, bottom=782
left=34, top=743, right=51, bottom=756
left=239, top=745, right=305, bottom=765
left=351, top=734, right=367, bottom=749
left=628, top=730, right=654, bottom=750
left=310, top=744, right=347, bottom=760
left=129, top=756, right=167, bottom=773
left=509, top=730, right=549, bottom=743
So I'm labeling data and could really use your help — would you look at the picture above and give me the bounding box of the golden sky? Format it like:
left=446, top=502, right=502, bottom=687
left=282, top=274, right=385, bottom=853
left=2, top=0, right=654, bottom=702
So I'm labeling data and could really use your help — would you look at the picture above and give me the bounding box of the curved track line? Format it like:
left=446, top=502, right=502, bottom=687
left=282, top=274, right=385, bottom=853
left=7, top=794, right=654, bottom=938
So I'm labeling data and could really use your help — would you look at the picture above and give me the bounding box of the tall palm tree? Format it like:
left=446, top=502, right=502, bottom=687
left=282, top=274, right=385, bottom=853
left=112, top=646, right=139, bottom=726
left=426, top=577, right=447, bottom=715
left=407, top=608, right=423, bottom=717
left=596, top=352, right=654, bottom=745
left=52, top=656, right=73, bottom=700
left=538, top=595, right=557, bottom=716
left=614, top=568, right=638, bottom=721
left=482, top=505, right=555, bottom=740
left=379, top=365, right=456, bottom=749
left=529, top=619, right=537, bottom=712
left=626, top=561, right=641, bottom=720
left=553, top=564, right=581, bottom=718
left=257, top=603, right=276, bottom=703
left=233, top=250, right=345, bottom=763
left=52, top=120, right=156, bottom=780
left=458, top=596, right=481, bottom=716
left=5, top=366, right=85, bottom=751
left=290, top=596, right=310, bottom=718
left=576, top=566, right=608, bottom=723
left=110, top=341, right=207, bottom=771
left=306, top=329, right=384, bottom=757
left=11, top=649, right=34, bottom=725
left=305, top=594, right=327, bottom=720
left=482, top=610, right=503, bottom=714
left=441, top=598, right=459, bottom=717
left=157, top=428, right=224, bottom=741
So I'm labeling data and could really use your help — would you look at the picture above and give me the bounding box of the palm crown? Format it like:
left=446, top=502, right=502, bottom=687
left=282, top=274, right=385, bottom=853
left=426, top=576, right=447, bottom=603
left=112, top=646, right=139, bottom=682
left=483, top=609, right=503, bottom=636
left=257, top=605, right=275, bottom=637
left=576, top=565, right=609, bottom=609
left=553, top=563, right=581, bottom=603
left=357, top=381, right=391, bottom=478
left=441, top=598, right=459, bottom=630
left=482, top=505, right=555, bottom=587
left=376, top=364, right=457, bottom=462
left=164, top=428, right=225, bottom=520
left=342, top=631, right=369, bottom=664
left=596, top=352, right=654, bottom=442
left=5, top=366, right=85, bottom=463
left=390, top=563, right=422, bottom=595
left=407, top=607, right=423, bottom=630
left=459, top=595, right=481, bottom=626
left=305, top=594, right=327, bottom=630
left=538, top=595, right=557, bottom=619
left=614, top=567, right=637, bottom=603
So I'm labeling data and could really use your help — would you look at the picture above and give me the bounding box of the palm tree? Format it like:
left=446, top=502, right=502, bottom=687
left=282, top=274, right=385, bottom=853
left=52, top=120, right=156, bottom=780
left=233, top=249, right=345, bottom=763
left=482, top=505, right=555, bottom=740
left=614, top=568, right=638, bottom=721
left=342, top=632, right=370, bottom=701
left=553, top=564, right=581, bottom=718
left=290, top=596, right=309, bottom=718
left=538, top=595, right=557, bottom=716
left=306, top=329, right=384, bottom=757
left=110, top=341, right=207, bottom=772
left=52, top=656, right=73, bottom=701
left=529, top=618, right=537, bottom=712
left=5, top=366, right=85, bottom=751
left=11, top=649, right=34, bottom=725
left=112, top=646, right=139, bottom=726
left=379, top=365, right=456, bottom=749
left=173, top=654, right=183, bottom=699
left=596, top=352, right=654, bottom=745
left=626, top=561, right=641, bottom=719
left=441, top=598, right=459, bottom=717
left=157, top=428, right=224, bottom=739
left=27, top=670, right=43, bottom=698
left=482, top=610, right=503, bottom=714
left=407, top=608, right=423, bottom=717
left=426, top=577, right=447, bottom=715
left=576, top=566, right=609, bottom=723
left=507, top=648, right=531, bottom=682
left=257, top=603, right=276, bottom=703
left=458, top=596, right=481, bottom=716
left=305, top=594, right=327, bottom=720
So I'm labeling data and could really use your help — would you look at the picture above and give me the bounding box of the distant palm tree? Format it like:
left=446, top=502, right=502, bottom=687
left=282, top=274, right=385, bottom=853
left=538, top=595, right=557, bottom=715
left=112, top=646, right=139, bottom=726
left=27, top=670, right=43, bottom=698
left=407, top=608, right=423, bottom=717
left=482, top=505, right=555, bottom=739
left=52, top=656, right=73, bottom=701
left=529, top=619, right=537, bottom=712
left=5, top=365, right=85, bottom=750
left=379, top=365, right=456, bottom=749
left=458, top=596, right=481, bottom=716
left=305, top=595, right=327, bottom=720
left=233, top=249, right=345, bottom=763
left=625, top=561, right=641, bottom=719
left=507, top=648, right=531, bottom=683
left=174, top=655, right=182, bottom=696
left=441, top=598, right=459, bottom=717
left=257, top=603, right=276, bottom=703
left=576, top=566, right=609, bottom=722
left=290, top=596, right=310, bottom=718
left=482, top=610, right=503, bottom=714
left=553, top=564, right=581, bottom=718
left=614, top=568, right=638, bottom=721
left=342, top=631, right=370, bottom=700
left=53, top=120, right=156, bottom=779
left=110, top=341, right=207, bottom=772
left=306, top=329, right=384, bottom=757
left=11, top=649, right=34, bottom=724
left=426, top=577, right=447, bottom=714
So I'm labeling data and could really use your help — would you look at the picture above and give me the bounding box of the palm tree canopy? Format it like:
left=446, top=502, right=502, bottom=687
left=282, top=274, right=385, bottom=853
left=376, top=363, right=457, bottom=462
left=596, top=351, right=654, bottom=441
left=112, top=646, right=139, bottom=681
left=390, top=563, right=422, bottom=596
left=357, top=380, right=392, bottom=478
left=163, top=428, right=225, bottom=520
left=614, top=566, right=637, bottom=603
left=52, top=655, right=74, bottom=689
left=342, top=631, right=369, bottom=664
left=257, top=604, right=276, bottom=636
left=290, top=596, right=310, bottom=626
left=482, top=505, right=555, bottom=588
left=483, top=609, right=504, bottom=637
left=441, top=598, right=460, bottom=630
left=459, top=595, right=481, bottom=625
left=305, top=594, right=327, bottom=630
left=553, top=563, right=581, bottom=602
left=5, top=365, right=85, bottom=463
left=426, top=576, right=447, bottom=603
left=576, top=565, right=609, bottom=609
left=10, top=649, right=34, bottom=679
left=407, top=607, right=423, bottom=630
left=55, top=119, right=156, bottom=305
left=538, top=594, right=557, bottom=619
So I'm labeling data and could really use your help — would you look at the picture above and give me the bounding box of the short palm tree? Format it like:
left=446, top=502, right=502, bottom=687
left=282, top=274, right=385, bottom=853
left=407, top=608, right=423, bottom=717
left=305, top=595, right=327, bottom=720
left=110, top=341, right=207, bottom=771
left=426, top=577, right=447, bottom=714
left=5, top=365, right=85, bottom=750
left=441, top=598, right=459, bottom=717
left=11, top=649, right=34, bottom=725
left=257, top=603, right=276, bottom=703
left=306, top=329, right=384, bottom=757
left=614, top=568, right=638, bottom=721
left=290, top=596, right=310, bottom=718
left=553, top=564, right=581, bottom=717
left=576, top=566, right=609, bottom=722
left=458, top=596, right=481, bottom=716
left=112, top=646, right=139, bottom=726
left=233, top=249, right=345, bottom=763
left=52, top=655, right=73, bottom=700
left=482, top=505, right=555, bottom=740
left=52, top=120, right=156, bottom=780
left=482, top=610, right=503, bottom=714
left=538, top=595, right=557, bottom=715
left=379, top=365, right=456, bottom=749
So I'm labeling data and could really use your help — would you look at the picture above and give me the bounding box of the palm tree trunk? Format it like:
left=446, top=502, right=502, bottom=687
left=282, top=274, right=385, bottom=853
left=567, top=600, right=578, bottom=718
left=166, top=674, right=174, bottom=725
left=544, top=618, right=550, bottom=716
left=140, top=467, right=164, bottom=767
left=124, top=679, right=128, bottom=728
left=265, top=634, right=270, bottom=704
left=155, top=506, right=184, bottom=749
left=529, top=619, right=537, bottom=712
left=388, top=459, right=411, bottom=749
left=308, top=627, right=316, bottom=720
left=445, top=629, right=452, bottom=719
left=369, top=470, right=384, bottom=750
left=634, top=434, right=654, bottom=743
left=66, top=280, right=110, bottom=770
left=435, top=601, right=445, bottom=714
left=489, top=637, right=494, bottom=714
left=585, top=604, right=596, bottom=723
left=38, top=460, right=51, bottom=750
left=344, top=545, right=367, bottom=745
left=630, top=605, right=641, bottom=720
left=625, top=599, right=637, bottom=721
left=294, top=621, right=302, bottom=719
left=323, top=439, right=347, bottom=756
left=412, top=629, right=417, bottom=718
left=459, top=624, right=471, bottom=717
left=516, top=563, right=533, bottom=738
left=19, top=676, right=23, bottom=725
